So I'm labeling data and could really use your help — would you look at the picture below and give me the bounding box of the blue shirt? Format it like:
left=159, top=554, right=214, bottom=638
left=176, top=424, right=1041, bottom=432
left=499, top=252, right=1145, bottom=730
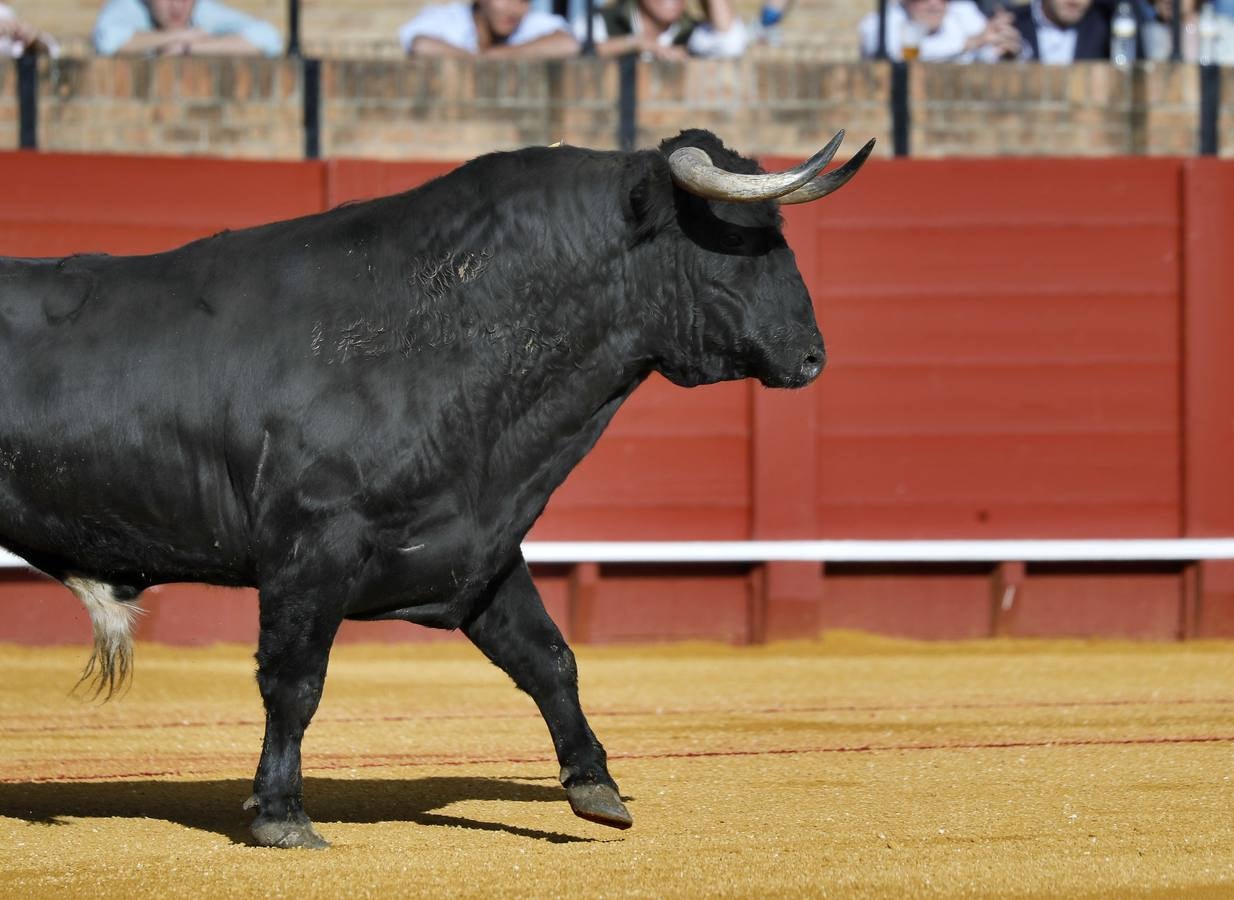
left=93, top=0, right=283, bottom=57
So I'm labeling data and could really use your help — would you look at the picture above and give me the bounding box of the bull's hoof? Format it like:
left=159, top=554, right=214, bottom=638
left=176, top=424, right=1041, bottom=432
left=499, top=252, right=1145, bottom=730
left=250, top=814, right=331, bottom=849
left=566, top=782, right=633, bottom=830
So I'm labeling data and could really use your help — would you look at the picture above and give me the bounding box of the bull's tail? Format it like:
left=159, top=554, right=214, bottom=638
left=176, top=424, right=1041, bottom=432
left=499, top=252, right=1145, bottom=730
left=65, top=576, right=143, bottom=701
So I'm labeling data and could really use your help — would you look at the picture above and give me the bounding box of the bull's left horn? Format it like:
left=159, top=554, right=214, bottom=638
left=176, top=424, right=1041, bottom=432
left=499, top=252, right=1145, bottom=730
left=777, top=138, right=876, bottom=205
left=667, top=130, right=846, bottom=202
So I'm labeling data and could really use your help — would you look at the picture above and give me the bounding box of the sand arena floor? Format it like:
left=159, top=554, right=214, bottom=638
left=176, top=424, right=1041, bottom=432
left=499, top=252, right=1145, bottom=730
left=1, top=633, right=1233, bottom=898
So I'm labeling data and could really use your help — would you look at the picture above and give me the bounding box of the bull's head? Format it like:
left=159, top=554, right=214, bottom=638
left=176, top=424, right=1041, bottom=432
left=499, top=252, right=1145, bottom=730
left=637, top=130, right=873, bottom=390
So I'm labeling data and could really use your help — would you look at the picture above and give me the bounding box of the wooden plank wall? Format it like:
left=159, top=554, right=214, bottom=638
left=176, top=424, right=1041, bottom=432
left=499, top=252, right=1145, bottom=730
left=0, top=151, right=1231, bottom=644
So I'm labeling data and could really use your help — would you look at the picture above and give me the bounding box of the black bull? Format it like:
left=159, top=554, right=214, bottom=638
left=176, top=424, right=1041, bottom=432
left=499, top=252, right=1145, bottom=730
left=0, top=129, right=871, bottom=848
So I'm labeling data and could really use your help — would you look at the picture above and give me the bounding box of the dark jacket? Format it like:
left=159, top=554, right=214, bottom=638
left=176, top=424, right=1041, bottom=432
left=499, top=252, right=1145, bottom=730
left=1011, top=2, right=1116, bottom=61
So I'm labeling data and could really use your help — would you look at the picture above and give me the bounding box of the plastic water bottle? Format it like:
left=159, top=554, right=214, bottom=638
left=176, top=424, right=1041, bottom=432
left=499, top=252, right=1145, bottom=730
left=759, top=4, right=784, bottom=47
left=1111, top=1, right=1137, bottom=68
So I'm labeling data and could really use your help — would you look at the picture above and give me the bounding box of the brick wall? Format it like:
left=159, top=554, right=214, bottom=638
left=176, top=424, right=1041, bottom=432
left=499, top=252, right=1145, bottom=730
left=36, top=56, right=304, bottom=158
left=0, top=60, right=14, bottom=150
left=13, top=56, right=1234, bottom=160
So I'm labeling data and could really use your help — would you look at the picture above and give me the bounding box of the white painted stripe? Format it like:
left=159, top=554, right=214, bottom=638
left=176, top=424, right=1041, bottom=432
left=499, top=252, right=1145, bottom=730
left=4, top=539, right=1233, bottom=573
left=519, top=539, right=1234, bottom=563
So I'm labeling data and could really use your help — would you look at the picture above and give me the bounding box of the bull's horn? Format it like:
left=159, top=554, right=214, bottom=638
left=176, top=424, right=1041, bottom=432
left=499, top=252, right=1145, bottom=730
left=667, top=130, right=846, bottom=202
left=777, top=138, right=876, bottom=205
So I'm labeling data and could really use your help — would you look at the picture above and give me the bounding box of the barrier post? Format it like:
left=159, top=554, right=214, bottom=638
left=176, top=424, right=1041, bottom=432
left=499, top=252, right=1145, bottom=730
left=1181, top=158, right=1234, bottom=635
left=749, top=384, right=823, bottom=643
left=567, top=562, right=600, bottom=643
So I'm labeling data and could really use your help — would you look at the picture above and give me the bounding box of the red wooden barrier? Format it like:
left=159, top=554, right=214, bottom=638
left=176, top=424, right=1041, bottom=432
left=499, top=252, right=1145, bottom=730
left=0, top=151, right=1231, bottom=645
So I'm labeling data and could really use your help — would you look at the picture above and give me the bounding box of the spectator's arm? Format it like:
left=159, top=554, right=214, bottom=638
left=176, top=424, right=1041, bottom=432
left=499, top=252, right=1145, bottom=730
left=113, top=28, right=204, bottom=55
left=484, top=29, right=580, bottom=58
left=174, top=32, right=272, bottom=56
left=409, top=35, right=473, bottom=56
left=699, top=0, right=736, bottom=33
left=0, top=16, right=39, bottom=46
left=686, top=19, right=749, bottom=57
left=194, top=0, right=283, bottom=56
left=592, top=33, right=643, bottom=56
left=92, top=0, right=151, bottom=56
left=400, top=6, right=471, bottom=55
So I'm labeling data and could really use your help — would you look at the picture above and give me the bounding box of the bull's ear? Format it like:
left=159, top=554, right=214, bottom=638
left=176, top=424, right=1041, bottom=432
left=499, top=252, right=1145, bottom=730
left=621, top=152, right=675, bottom=246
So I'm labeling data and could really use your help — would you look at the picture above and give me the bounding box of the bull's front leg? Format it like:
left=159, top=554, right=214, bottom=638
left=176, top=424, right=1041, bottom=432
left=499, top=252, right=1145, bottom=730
left=464, top=556, right=632, bottom=829
left=245, top=573, right=346, bottom=849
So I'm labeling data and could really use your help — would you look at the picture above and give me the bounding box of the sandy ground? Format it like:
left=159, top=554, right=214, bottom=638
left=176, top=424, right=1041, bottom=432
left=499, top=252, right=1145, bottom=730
left=1, top=633, right=1233, bottom=898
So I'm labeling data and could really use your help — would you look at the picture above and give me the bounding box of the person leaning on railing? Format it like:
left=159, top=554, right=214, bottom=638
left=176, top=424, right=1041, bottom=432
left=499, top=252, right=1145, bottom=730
left=859, top=0, right=1019, bottom=62
left=93, top=0, right=282, bottom=57
left=577, top=0, right=749, bottom=59
left=1139, top=0, right=1234, bottom=63
left=400, top=0, right=580, bottom=57
left=0, top=3, right=58, bottom=57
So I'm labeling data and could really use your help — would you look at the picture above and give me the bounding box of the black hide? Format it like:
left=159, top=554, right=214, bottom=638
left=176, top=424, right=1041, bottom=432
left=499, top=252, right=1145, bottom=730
left=0, top=131, right=829, bottom=846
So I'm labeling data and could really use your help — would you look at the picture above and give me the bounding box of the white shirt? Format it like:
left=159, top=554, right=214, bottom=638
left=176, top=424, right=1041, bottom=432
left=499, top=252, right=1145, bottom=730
left=1028, top=0, right=1079, bottom=63
left=400, top=2, right=571, bottom=52
left=859, top=1, right=996, bottom=63
left=574, top=7, right=749, bottom=58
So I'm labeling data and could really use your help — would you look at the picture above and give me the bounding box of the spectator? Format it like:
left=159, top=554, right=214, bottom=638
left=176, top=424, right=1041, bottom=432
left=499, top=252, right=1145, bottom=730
left=0, top=3, right=58, bottom=57
left=579, top=0, right=749, bottom=59
left=1141, top=0, right=1234, bottom=62
left=859, top=0, right=1019, bottom=62
left=400, top=0, right=579, bottom=57
left=1008, top=0, right=1123, bottom=62
left=93, top=0, right=283, bottom=57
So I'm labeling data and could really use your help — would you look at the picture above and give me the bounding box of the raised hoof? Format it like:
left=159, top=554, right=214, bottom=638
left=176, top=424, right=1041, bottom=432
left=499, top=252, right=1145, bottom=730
left=242, top=794, right=259, bottom=812
left=566, top=782, right=633, bottom=830
left=250, top=815, right=331, bottom=850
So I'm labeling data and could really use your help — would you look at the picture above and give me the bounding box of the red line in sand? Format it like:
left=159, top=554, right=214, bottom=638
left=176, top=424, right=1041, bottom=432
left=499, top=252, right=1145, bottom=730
left=4, top=734, right=1233, bottom=785
left=4, top=695, right=1234, bottom=736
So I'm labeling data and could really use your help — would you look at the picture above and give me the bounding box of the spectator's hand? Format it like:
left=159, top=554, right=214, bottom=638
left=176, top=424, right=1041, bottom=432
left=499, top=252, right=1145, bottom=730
left=0, top=16, right=42, bottom=48
left=987, top=10, right=1021, bottom=57
left=638, top=33, right=688, bottom=60
left=966, top=9, right=1021, bottom=58
left=157, top=28, right=210, bottom=55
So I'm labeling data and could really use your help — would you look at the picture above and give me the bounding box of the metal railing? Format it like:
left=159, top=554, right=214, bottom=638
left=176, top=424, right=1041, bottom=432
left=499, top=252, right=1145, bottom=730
left=7, top=1, right=1226, bottom=159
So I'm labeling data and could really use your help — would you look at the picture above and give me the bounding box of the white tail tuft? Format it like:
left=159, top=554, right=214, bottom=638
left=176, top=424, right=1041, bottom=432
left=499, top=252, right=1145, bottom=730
left=65, top=576, right=143, bottom=701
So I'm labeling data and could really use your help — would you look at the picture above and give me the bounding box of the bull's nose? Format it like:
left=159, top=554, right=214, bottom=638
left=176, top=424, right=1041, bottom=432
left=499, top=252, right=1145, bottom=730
left=800, top=346, right=826, bottom=383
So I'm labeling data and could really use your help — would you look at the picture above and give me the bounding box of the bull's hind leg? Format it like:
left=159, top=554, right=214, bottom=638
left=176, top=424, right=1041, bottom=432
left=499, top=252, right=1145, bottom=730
left=464, top=557, right=632, bottom=829
left=246, top=584, right=344, bottom=849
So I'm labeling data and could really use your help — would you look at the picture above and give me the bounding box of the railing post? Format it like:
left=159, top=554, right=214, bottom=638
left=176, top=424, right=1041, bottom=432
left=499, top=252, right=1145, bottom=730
left=890, top=60, right=910, bottom=157
left=16, top=53, right=36, bottom=150
left=1199, top=63, right=1220, bottom=156
left=617, top=53, right=637, bottom=151
left=287, top=0, right=301, bottom=57
left=303, top=57, right=321, bottom=160
left=875, top=0, right=888, bottom=60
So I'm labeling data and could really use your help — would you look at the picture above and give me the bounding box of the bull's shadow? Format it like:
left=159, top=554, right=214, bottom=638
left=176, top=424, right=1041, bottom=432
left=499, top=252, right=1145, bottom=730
left=0, top=776, right=611, bottom=845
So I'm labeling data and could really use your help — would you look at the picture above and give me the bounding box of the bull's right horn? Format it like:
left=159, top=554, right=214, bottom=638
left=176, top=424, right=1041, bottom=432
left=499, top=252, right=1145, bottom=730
left=777, top=138, right=876, bottom=205
left=667, top=130, right=846, bottom=203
